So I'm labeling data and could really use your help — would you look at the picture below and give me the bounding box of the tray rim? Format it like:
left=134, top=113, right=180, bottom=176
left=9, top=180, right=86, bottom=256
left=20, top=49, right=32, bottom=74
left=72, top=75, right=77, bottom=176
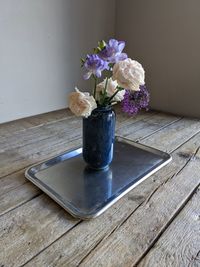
left=25, top=136, right=172, bottom=219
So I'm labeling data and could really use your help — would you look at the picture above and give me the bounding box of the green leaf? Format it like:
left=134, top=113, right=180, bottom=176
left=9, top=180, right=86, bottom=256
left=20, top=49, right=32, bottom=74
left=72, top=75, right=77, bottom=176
left=94, top=47, right=101, bottom=54
left=98, top=40, right=106, bottom=50
left=117, top=86, right=125, bottom=91
left=80, top=57, right=85, bottom=67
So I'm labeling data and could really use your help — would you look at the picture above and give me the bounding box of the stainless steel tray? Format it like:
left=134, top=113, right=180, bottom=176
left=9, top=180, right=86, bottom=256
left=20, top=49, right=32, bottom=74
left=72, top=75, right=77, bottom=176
left=25, top=136, right=171, bottom=219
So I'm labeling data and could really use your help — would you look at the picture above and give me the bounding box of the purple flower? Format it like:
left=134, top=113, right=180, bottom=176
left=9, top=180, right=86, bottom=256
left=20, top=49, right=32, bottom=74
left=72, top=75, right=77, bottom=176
left=121, top=85, right=150, bottom=115
left=99, top=39, right=127, bottom=63
left=83, top=54, right=109, bottom=80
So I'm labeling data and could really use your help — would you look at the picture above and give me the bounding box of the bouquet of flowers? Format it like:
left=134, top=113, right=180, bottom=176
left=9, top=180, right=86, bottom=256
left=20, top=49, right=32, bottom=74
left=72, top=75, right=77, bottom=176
left=68, top=39, right=149, bottom=117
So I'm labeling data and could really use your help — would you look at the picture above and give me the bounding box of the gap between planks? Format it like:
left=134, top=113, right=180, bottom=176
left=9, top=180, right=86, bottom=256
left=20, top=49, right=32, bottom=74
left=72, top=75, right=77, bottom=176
left=0, top=111, right=176, bottom=181
left=0, top=112, right=199, bottom=266
left=132, top=150, right=200, bottom=267
left=78, top=147, right=200, bottom=267
left=0, top=109, right=72, bottom=138
left=0, top=111, right=159, bottom=179
left=137, top=186, right=200, bottom=267
left=0, top=107, right=151, bottom=138
left=76, top=148, right=200, bottom=267
left=19, top=129, right=200, bottom=266
left=0, top=114, right=192, bottom=217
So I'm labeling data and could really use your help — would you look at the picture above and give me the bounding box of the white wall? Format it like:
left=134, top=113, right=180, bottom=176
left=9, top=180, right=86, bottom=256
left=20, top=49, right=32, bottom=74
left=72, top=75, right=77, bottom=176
left=116, top=0, right=200, bottom=118
left=2, top=0, right=200, bottom=123
left=0, top=0, right=115, bottom=123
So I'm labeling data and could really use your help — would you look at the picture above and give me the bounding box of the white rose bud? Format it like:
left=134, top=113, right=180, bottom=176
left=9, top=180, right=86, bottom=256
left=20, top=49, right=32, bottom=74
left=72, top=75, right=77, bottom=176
left=68, top=87, right=97, bottom=118
left=96, top=78, right=125, bottom=102
left=112, top=58, right=145, bottom=91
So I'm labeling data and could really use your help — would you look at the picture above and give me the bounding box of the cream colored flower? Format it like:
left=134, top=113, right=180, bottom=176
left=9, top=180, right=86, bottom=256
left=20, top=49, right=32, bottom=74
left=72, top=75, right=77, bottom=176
left=96, top=78, right=125, bottom=102
left=68, top=87, right=97, bottom=117
left=112, top=58, right=145, bottom=91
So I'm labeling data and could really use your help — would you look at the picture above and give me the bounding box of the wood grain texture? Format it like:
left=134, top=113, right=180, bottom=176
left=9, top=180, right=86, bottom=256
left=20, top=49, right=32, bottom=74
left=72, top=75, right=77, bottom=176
left=0, top=113, right=81, bottom=153
left=0, top=105, right=146, bottom=139
left=77, top=147, right=200, bottom=267
left=0, top=194, right=80, bottom=267
left=0, top=108, right=156, bottom=153
left=0, top=109, right=200, bottom=267
left=0, top=123, right=82, bottom=178
left=138, top=187, right=200, bottom=267
left=0, top=111, right=178, bottom=178
left=0, top=170, right=27, bottom=195
left=0, top=108, right=136, bottom=177
left=0, top=113, right=191, bottom=219
left=21, top=124, right=200, bottom=266
left=140, top=117, right=200, bottom=152
left=117, top=112, right=181, bottom=141
left=0, top=109, right=71, bottom=137
left=0, top=177, right=40, bottom=216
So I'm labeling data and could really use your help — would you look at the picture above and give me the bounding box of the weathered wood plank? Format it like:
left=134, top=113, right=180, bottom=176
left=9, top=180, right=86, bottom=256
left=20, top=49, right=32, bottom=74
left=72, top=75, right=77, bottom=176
left=0, top=110, right=156, bottom=153
left=0, top=169, right=41, bottom=216
left=0, top=105, right=131, bottom=138
left=117, top=113, right=181, bottom=140
left=0, top=111, right=177, bottom=178
left=0, top=114, right=82, bottom=152
left=0, top=180, right=40, bottom=216
left=0, top=195, right=80, bottom=267
left=0, top=109, right=71, bottom=137
left=0, top=109, right=147, bottom=176
left=76, top=148, right=200, bottom=267
left=0, top=112, right=161, bottom=215
left=0, top=111, right=199, bottom=267
left=115, top=110, right=158, bottom=130
left=21, top=131, right=200, bottom=266
left=0, top=130, right=82, bottom=178
left=138, top=187, right=200, bottom=267
left=0, top=114, right=190, bottom=216
left=0, top=103, right=136, bottom=135
left=140, top=117, right=200, bottom=152
left=0, top=171, right=27, bottom=196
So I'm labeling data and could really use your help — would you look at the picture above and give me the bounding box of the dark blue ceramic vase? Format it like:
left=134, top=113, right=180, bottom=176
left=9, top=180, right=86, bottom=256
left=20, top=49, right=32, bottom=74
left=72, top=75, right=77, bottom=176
left=83, top=106, right=116, bottom=170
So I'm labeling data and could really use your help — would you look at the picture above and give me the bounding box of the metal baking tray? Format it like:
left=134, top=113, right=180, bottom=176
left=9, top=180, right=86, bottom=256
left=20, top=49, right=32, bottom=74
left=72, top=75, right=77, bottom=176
left=25, top=136, right=171, bottom=219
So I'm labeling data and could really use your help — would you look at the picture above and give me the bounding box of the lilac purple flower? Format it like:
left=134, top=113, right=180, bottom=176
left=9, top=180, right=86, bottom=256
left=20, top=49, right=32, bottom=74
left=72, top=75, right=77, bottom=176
left=83, top=54, right=109, bottom=80
left=121, top=85, right=150, bottom=115
left=99, top=39, right=127, bottom=63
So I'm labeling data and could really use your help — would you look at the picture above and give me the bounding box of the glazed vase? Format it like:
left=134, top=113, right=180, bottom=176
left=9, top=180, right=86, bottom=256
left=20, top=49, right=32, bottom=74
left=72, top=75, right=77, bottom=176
left=82, top=106, right=116, bottom=170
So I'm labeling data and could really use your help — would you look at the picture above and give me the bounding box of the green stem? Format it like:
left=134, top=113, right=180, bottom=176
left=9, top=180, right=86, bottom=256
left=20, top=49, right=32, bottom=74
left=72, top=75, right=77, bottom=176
left=107, top=86, right=123, bottom=104
left=93, top=75, right=97, bottom=99
left=104, top=76, right=109, bottom=96
left=101, top=76, right=109, bottom=105
left=107, top=89, right=120, bottom=104
left=101, top=66, right=113, bottom=105
left=104, top=66, right=113, bottom=95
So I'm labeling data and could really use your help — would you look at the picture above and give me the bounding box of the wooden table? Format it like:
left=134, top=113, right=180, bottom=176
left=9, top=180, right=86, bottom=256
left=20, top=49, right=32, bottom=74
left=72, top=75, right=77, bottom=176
left=1, top=107, right=200, bottom=267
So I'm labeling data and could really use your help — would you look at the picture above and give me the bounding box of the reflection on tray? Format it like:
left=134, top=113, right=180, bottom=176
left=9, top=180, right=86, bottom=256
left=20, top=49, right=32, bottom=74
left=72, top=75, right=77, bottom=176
left=25, top=137, right=171, bottom=219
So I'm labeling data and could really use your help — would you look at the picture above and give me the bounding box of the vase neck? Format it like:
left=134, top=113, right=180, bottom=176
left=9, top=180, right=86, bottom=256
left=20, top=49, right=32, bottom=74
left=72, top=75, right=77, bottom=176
left=95, top=106, right=112, bottom=112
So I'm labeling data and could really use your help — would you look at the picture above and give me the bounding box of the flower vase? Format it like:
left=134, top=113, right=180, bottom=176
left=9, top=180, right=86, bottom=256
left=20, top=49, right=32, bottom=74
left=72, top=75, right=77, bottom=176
left=82, top=106, right=116, bottom=170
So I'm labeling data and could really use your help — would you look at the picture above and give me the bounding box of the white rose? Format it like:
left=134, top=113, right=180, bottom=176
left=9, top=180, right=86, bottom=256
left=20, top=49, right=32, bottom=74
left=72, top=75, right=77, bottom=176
left=96, top=78, right=125, bottom=102
left=68, top=87, right=97, bottom=118
left=112, top=58, right=145, bottom=91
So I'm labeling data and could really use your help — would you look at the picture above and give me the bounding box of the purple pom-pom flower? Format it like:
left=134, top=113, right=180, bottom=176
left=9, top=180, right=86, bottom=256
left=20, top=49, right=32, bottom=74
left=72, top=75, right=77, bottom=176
left=83, top=54, right=109, bottom=80
left=121, top=85, right=150, bottom=115
left=99, top=39, right=127, bottom=63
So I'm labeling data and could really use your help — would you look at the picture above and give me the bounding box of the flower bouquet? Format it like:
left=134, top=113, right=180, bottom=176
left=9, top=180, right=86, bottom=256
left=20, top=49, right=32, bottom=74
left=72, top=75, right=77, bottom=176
left=68, top=39, right=149, bottom=170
